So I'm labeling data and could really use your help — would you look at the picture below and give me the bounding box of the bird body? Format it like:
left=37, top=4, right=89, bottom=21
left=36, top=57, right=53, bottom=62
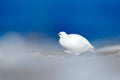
left=58, top=32, right=94, bottom=55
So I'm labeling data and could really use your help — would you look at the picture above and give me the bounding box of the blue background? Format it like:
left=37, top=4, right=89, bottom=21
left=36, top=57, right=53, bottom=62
left=0, top=0, right=120, bottom=40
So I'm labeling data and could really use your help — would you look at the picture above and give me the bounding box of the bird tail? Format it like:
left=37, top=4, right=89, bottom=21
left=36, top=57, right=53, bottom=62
left=88, top=48, right=95, bottom=54
left=90, top=49, right=94, bottom=52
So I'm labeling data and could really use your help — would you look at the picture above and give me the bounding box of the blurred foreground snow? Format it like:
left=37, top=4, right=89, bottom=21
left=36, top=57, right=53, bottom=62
left=0, top=33, right=120, bottom=80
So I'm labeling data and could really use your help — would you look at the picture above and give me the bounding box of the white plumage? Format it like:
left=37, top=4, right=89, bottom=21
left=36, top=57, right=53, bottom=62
left=58, top=31, right=94, bottom=55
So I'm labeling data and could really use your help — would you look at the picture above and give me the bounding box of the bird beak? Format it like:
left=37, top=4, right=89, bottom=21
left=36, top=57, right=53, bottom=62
left=58, top=33, right=60, bottom=36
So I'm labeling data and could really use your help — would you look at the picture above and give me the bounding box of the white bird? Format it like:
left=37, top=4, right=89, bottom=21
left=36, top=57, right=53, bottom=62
left=58, top=31, right=94, bottom=55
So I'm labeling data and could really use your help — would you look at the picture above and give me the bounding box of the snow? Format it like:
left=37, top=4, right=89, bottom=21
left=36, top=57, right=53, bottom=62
left=0, top=33, right=120, bottom=80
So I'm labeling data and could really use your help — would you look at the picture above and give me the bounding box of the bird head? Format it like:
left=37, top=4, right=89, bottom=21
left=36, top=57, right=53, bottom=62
left=58, top=31, right=67, bottom=38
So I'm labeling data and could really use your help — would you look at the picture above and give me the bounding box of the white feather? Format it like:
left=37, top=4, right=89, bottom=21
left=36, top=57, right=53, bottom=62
left=58, top=31, right=94, bottom=55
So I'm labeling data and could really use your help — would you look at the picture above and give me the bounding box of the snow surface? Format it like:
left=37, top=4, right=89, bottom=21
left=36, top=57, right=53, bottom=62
left=0, top=33, right=120, bottom=80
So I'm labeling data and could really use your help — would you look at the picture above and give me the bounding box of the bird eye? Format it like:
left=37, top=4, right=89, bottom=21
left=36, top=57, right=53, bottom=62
left=59, top=33, right=61, bottom=35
